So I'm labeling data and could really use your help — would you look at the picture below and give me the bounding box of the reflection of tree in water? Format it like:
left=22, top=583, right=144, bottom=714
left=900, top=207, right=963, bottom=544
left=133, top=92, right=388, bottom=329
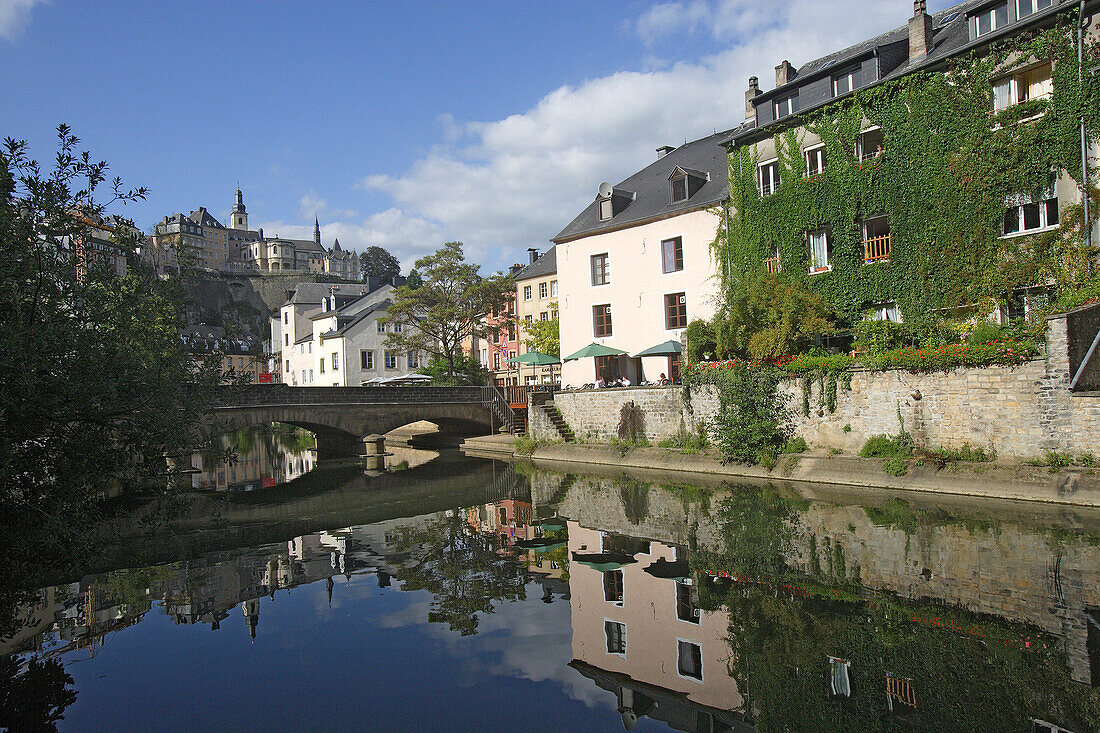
left=693, top=484, right=1100, bottom=732
left=615, top=477, right=650, bottom=525
left=393, top=511, right=527, bottom=636
left=204, top=423, right=316, bottom=474
left=0, top=655, right=77, bottom=732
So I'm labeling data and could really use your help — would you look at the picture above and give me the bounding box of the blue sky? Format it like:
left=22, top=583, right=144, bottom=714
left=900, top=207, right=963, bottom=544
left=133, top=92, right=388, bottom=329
left=1, top=0, right=955, bottom=271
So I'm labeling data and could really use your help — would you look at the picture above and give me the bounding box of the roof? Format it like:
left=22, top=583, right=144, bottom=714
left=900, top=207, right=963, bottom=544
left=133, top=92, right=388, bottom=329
left=730, top=0, right=1086, bottom=144
left=284, top=281, right=377, bottom=306
left=515, top=246, right=557, bottom=281
left=551, top=127, right=744, bottom=243
left=188, top=207, right=225, bottom=229
left=319, top=300, right=391, bottom=340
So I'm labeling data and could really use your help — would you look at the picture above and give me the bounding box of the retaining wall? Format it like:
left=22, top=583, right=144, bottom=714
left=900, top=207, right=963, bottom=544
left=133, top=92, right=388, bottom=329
left=532, top=309, right=1100, bottom=461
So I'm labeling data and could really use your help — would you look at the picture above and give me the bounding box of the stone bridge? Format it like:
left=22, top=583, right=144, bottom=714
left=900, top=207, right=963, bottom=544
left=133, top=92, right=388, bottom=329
left=207, top=384, right=508, bottom=458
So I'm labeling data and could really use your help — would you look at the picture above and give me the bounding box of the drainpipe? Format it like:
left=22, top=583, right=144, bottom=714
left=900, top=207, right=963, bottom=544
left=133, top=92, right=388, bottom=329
left=1080, top=0, right=1093, bottom=272
left=723, top=202, right=732, bottom=286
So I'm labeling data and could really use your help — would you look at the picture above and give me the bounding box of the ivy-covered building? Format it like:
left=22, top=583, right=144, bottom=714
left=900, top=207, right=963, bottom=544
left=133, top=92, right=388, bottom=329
left=720, top=0, right=1100, bottom=326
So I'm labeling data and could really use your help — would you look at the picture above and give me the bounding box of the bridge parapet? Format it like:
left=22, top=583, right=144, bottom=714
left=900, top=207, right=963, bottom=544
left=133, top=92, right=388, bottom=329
left=213, top=384, right=487, bottom=408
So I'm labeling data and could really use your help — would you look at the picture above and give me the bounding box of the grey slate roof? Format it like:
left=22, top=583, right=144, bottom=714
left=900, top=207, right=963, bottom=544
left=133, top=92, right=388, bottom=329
left=732, top=0, right=1085, bottom=144
left=319, top=300, right=392, bottom=340
left=515, top=246, right=556, bottom=282
left=284, top=281, right=377, bottom=306
left=188, top=207, right=225, bottom=229
left=552, top=127, right=744, bottom=243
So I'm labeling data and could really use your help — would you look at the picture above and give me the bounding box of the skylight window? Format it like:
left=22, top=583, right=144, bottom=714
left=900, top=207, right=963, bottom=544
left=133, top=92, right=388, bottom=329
left=940, top=11, right=959, bottom=24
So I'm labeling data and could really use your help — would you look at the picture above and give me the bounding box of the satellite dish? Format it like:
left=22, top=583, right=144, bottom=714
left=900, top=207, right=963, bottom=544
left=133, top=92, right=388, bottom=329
left=598, top=182, right=614, bottom=199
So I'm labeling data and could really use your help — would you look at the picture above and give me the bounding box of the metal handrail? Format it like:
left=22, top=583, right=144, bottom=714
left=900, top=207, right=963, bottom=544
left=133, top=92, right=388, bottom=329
left=482, top=385, right=516, bottom=433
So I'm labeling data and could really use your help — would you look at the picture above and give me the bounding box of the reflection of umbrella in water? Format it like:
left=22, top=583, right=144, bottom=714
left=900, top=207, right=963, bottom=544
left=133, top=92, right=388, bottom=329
left=534, top=519, right=566, bottom=532
left=513, top=538, right=567, bottom=553
left=572, top=551, right=637, bottom=572
left=643, top=557, right=690, bottom=581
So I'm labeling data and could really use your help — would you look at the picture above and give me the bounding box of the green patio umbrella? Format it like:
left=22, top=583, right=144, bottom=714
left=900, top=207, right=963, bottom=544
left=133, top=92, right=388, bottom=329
left=571, top=551, right=638, bottom=572
left=506, top=350, right=561, bottom=384
left=562, top=343, right=627, bottom=362
left=632, top=340, right=682, bottom=358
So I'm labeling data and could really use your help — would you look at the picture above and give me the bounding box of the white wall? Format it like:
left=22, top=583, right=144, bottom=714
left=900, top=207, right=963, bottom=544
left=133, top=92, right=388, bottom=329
left=557, top=209, right=721, bottom=386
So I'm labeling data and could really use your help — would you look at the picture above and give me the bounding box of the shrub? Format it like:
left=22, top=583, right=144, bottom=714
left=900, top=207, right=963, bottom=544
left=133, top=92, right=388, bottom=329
left=1044, top=450, right=1074, bottom=472
left=858, top=339, right=1038, bottom=372
left=861, top=435, right=900, bottom=458
left=781, top=436, right=808, bottom=454
left=684, top=319, right=717, bottom=363
left=930, top=444, right=993, bottom=463
left=513, top=437, right=538, bottom=455
left=716, top=274, right=834, bottom=360
left=658, top=424, right=710, bottom=453
left=708, top=363, right=793, bottom=465
left=883, top=456, right=909, bottom=476
left=617, top=401, right=647, bottom=444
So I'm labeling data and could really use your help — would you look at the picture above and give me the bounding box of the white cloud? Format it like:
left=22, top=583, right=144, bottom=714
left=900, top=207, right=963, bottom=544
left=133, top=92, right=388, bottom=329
left=298, top=190, right=358, bottom=222
left=0, top=0, right=44, bottom=41
left=344, top=1, right=956, bottom=270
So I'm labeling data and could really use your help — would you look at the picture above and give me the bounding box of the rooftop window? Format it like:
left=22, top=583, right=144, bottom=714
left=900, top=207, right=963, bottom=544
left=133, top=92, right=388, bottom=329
left=774, top=95, right=796, bottom=120
left=971, top=2, right=1009, bottom=39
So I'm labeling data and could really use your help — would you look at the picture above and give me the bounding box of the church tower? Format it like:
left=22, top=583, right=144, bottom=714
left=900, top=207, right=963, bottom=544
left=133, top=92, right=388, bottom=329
left=231, top=187, right=248, bottom=230
left=313, top=215, right=321, bottom=246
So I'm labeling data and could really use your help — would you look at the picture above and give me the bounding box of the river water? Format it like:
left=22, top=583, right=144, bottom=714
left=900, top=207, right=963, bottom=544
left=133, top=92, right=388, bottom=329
left=4, top=433, right=1100, bottom=732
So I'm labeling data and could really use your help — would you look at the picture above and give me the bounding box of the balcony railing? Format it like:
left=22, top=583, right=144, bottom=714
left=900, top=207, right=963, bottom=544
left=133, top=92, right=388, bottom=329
left=764, top=257, right=781, bottom=274
left=862, top=234, right=891, bottom=263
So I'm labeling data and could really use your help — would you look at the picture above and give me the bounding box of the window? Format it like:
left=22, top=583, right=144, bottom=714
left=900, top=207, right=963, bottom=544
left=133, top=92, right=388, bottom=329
left=302, top=370, right=306, bottom=383
left=524, top=285, right=533, bottom=301
left=551, top=280, right=558, bottom=297
left=384, top=350, right=397, bottom=369
left=393, top=322, right=402, bottom=333
left=540, top=311, right=549, bottom=321
left=539, top=281, right=548, bottom=299
left=285, top=334, right=289, bottom=346
left=805, top=145, right=826, bottom=176
left=677, top=640, right=703, bottom=680
left=676, top=582, right=699, bottom=623
left=493, top=351, right=501, bottom=370
left=593, top=304, right=613, bottom=338
left=1003, top=178, right=1058, bottom=235
left=665, top=292, right=688, bottom=330
left=283, top=312, right=288, bottom=324
left=309, top=369, right=313, bottom=383
left=285, top=359, right=290, bottom=373
left=829, top=657, right=852, bottom=697
left=377, top=321, right=386, bottom=334
left=525, top=314, right=533, bottom=324
left=765, top=247, right=781, bottom=274
left=604, top=569, right=624, bottom=603
left=598, top=197, right=613, bottom=221
left=993, top=61, right=1053, bottom=112
left=332, top=352, right=338, bottom=371
left=858, top=128, right=885, bottom=162
left=868, top=302, right=901, bottom=322
left=670, top=171, right=688, bottom=202
left=360, top=350, right=374, bottom=370
left=661, top=237, right=684, bottom=273
left=605, top=621, right=626, bottom=655
left=862, top=216, right=891, bottom=262
left=591, top=253, right=610, bottom=286
left=508, top=323, right=517, bottom=341
left=1017, top=0, right=1053, bottom=18
left=833, top=69, right=857, bottom=96
left=758, top=161, right=781, bottom=196
left=774, top=95, right=795, bottom=119
left=807, top=228, right=833, bottom=273
left=407, top=351, right=420, bottom=369
left=320, top=359, right=325, bottom=374
left=972, top=2, right=1008, bottom=38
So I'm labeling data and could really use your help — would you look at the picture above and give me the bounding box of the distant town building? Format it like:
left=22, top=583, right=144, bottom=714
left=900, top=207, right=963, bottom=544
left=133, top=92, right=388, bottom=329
left=182, top=325, right=266, bottom=383
left=514, top=246, right=558, bottom=384
left=152, top=189, right=360, bottom=278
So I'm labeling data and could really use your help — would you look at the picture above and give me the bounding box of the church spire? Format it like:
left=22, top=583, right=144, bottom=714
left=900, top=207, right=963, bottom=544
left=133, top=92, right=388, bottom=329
left=313, top=215, right=321, bottom=246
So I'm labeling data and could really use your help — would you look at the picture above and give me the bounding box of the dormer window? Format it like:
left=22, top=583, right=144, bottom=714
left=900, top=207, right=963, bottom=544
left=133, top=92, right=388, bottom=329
left=668, top=167, right=707, bottom=203
left=832, top=68, right=857, bottom=96
left=971, top=2, right=1008, bottom=38
left=599, top=198, right=613, bottom=221
left=1017, top=0, right=1053, bottom=18
left=774, top=95, right=796, bottom=120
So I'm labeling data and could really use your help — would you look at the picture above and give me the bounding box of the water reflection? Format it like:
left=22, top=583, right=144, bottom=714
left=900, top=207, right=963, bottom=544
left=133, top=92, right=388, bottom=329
left=4, top=460, right=1100, bottom=731
left=191, top=424, right=319, bottom=491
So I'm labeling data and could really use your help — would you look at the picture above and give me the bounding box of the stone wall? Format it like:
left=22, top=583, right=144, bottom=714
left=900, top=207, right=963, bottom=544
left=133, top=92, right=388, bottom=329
left=533, top=310, right=1100, bottom=461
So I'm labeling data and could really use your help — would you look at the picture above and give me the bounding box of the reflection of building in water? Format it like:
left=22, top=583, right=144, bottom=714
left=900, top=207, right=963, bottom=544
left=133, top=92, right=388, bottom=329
left=190, top=425, right=317, bottom=491
left=466, top=499, right=534, bottom=546
left=566, top=522, right=745, bottom=731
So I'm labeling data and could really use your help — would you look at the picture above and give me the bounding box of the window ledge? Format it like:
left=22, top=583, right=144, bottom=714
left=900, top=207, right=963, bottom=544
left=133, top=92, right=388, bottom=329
left=999, top=224, right=1059, bottom=240
left=808, top=266, right=833, bottom=275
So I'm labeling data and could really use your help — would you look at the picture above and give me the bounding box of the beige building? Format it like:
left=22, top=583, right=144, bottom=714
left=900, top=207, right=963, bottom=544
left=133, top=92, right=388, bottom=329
left=514, top=246, right=559, bottom=384
left=553, top=136, right=729, bottom=387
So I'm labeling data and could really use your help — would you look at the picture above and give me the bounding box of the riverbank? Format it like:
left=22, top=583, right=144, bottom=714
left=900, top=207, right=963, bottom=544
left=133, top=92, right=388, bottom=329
left=464, top=438, right=1100, bottom=507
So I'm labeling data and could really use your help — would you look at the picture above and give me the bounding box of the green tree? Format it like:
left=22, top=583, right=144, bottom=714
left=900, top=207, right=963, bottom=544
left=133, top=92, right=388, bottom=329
left=405, top=268, right=423, bottom=289
left=382, top=241, right=514, bottom=380
left=716, top=274, right=834, bottom=359
left=521, top=302, right=559, bottom=356
left=359, top=245, right=401, bottom=282
left=419, top=354, right=489, bottom=386
left=0, top=655, right=77, bottom=732
left=0, top=127, right=222, bottom=633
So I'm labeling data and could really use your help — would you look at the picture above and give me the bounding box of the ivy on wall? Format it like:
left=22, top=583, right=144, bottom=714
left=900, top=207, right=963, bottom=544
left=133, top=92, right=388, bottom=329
left=712, top=14, right=1100, bottom=327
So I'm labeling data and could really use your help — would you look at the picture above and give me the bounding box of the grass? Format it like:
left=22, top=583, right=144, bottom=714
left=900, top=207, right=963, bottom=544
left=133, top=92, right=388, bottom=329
left=883, top=456, right=909, bottom=477
left=781, top=436, right=808, bottom=454
left=657, top=426, right=710, bottom=453
left=1025, top=450, right=1097, bottom=472
left=513, top=436, right=539, bottom=455
left=927, top=443, right=994, bottom=463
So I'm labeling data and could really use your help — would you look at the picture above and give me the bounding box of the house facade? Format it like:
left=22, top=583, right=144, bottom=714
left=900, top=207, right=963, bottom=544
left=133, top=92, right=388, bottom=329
left=515, top=246, right=559, bottom=384
left=553, top=134, right=732, bottom=387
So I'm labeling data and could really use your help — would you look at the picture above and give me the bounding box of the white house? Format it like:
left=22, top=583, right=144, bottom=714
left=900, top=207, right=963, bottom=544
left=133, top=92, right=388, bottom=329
left=552, top=132, right=735, bottom=387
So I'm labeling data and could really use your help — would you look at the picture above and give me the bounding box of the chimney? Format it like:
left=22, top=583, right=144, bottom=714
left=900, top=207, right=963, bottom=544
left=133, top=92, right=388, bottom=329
left=745, top=76, right=760, bottom=119
left=775, top=60, right=795, bottom=87
left=909, top=0, right=933, bottom=59
left=656, top=145, right=675, bottom=159
left=527, top=247, right=540, bottom=264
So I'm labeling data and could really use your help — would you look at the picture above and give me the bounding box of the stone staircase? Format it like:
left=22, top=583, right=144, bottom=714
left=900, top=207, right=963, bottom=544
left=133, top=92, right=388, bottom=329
left=539, top=401, right=575, bottom=442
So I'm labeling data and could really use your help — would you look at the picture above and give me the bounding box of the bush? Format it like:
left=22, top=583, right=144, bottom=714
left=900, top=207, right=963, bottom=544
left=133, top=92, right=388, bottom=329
left=781, top=437, right=808, bottom=454
left=858, top=339, right=1038, bottom=372
left=684, top=319, right=717, bottom=363
left=861, top=434, right=913, bottom=459
left=708, top=363, right=793, bottom=465
left=883, top=456, right=910, bottom=476
left=617, top=401, right=647, bottom=444
left=716, top=274, right=834, bottom=360
left=930, top=444, right=993, bottom=463
left=513, top=437, right=538, bottom=455
left=658, top=425, right=710, bottom=453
